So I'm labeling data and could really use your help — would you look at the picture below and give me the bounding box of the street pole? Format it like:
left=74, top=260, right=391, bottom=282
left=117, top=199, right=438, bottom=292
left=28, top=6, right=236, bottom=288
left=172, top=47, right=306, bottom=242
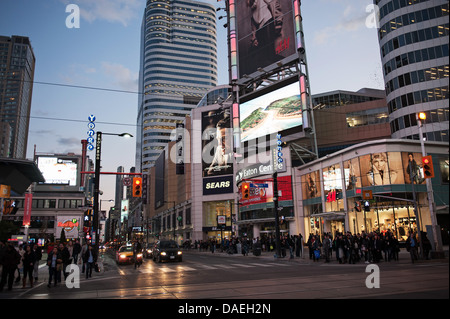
left=417, top=114, right=442, bottom=254
left=93, top=131, right=102, bottom=252
left=273, top=171, right=281, bottom=258
left=408, top=162, right=424, bottom=259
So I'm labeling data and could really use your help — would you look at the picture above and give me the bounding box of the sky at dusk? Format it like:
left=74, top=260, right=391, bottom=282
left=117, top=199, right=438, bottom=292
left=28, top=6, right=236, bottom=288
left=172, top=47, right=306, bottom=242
left=0, top=0, right=384, bottom=210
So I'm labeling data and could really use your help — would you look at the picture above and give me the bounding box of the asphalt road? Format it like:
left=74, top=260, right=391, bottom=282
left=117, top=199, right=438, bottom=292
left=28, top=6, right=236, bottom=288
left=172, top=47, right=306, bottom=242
left=1, top=248, right=448, bottom=302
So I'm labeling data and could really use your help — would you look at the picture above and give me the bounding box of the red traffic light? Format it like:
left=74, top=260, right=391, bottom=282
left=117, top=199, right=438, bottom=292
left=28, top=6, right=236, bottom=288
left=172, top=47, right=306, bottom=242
left=422, top=155, right=434, bottom=179
left=132, top=177, right=143, bottom=197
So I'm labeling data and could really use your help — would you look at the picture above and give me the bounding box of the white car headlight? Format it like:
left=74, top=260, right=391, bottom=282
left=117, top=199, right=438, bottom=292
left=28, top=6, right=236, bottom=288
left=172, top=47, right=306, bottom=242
left=137, top=253, right=143, bottom=258
left=161, top=252, right=167, bottom=256
left=177, top=251, right=182, bottom=255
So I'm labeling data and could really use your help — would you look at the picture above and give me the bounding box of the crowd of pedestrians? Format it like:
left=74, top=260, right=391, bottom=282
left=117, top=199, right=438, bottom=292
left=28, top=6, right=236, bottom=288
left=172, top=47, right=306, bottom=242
left=0, top=239, right=99, bottom=293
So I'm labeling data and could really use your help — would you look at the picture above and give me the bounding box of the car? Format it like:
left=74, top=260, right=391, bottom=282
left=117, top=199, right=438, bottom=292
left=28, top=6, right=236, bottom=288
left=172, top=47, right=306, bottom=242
left=116, top=245, right=143, bottom=265
left=152, top=240, right=182, bottom=263
left=144, top=242, right=155, bottom=259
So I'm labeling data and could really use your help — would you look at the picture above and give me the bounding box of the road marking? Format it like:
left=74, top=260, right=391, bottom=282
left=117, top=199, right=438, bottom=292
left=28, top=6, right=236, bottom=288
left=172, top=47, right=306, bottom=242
left=178, top=266, right=196, bottom=271
left=266, top=262, right=290, bottom=267
left=230, top=263, right=256, bottom=268
left=197, top=264, right=218, bottom=270
left=248, top=263, right=272, bottom=267
left=159, top=267, right=176, bottom=273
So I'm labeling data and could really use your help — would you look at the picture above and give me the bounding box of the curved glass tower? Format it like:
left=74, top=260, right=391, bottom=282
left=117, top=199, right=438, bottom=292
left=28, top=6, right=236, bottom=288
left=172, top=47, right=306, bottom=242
left=375, top=0, right=449, bottom=141
left=137, top=0, right=218, bottom=172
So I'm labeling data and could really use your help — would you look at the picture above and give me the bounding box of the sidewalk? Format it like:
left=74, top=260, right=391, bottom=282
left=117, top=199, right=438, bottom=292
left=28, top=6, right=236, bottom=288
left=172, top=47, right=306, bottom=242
left=185, top=246, right=449, bottom=265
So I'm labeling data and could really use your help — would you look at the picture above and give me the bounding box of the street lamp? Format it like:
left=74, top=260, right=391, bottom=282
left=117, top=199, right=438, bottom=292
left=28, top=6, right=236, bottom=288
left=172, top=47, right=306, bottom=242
left=93, top=131, right=133, bottom=252
left=416, top=112, right=443, bottom=256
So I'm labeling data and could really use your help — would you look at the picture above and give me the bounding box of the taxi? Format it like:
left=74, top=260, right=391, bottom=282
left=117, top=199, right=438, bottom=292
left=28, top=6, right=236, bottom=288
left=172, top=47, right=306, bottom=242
left=116, top=245, right=142, bottom=265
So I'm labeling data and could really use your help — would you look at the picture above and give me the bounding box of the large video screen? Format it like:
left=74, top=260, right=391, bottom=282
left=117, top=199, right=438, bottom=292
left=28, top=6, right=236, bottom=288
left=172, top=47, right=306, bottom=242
left=201, top=109, right=233, bottom=177
left=37, top=156, right=78, bottom=186
left=236, top=0, right=297, bottom=78
left=239, top=81, right=302, bottom=143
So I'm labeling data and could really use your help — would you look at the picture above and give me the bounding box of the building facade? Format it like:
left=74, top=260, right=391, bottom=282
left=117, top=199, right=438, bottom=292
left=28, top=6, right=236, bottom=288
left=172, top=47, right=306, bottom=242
left=136, top=0, right=218, bottom=173
left=374, top=0, right=449, bottom=141
left=0, top=35, right=35, bottom=159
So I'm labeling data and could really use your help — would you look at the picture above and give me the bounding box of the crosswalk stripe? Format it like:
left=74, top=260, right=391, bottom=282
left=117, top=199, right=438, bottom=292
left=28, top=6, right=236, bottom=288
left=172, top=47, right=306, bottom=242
left=248, top=263, right=272, bottom=267
left=230, top=263, right=256, bottom=268
left=266, top=262, right=290, bottom=267
left=159, top=267, right=176, bottom=273
left=178, top=266, right=196, bottom=271
left=197, top=264, right=218, bottom=270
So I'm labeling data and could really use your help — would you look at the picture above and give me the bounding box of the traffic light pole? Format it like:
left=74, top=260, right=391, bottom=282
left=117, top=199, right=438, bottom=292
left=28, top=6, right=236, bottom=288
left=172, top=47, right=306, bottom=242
left=417, top=115, right=442, bottom=254
left=273, top=172, right=281, bottom=258
left=92, top=131, right=102, bottom=252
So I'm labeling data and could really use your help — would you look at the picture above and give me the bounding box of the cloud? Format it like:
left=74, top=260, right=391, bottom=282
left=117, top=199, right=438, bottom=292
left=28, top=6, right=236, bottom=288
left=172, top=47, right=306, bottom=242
left=61, top=0, right=142, bottom=26
left=101, top=62, right=138, bottom=91
left=313, top=5, right=367, bottom=45
left=58, top=137, right=81, bottom=146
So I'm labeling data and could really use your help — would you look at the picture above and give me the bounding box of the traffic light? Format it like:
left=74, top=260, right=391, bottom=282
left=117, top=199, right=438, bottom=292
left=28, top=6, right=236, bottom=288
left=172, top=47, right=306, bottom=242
left=422, top=155, right=434, bottom=179
left=242, top=182, right=250, bottom=200
left=363, top=200, right=370, bottom=212
left=133, top=177, right=142, bottom=197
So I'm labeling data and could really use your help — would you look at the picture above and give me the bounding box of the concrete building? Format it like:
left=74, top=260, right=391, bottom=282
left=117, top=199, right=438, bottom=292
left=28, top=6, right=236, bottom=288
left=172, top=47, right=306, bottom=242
left=136, top=0, right=218, bottom=173
left=0, top=35, right=35, bottom=159
left=374, top=0, right=449, bottom=141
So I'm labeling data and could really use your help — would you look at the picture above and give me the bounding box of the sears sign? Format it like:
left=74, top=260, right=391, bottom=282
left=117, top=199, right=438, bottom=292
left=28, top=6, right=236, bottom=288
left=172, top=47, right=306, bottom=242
left=203, top=175, right=233, bottom=195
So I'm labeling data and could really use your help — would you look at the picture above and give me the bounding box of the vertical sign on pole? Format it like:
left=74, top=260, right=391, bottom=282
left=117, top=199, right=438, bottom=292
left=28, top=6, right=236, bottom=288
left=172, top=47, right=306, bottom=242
left=23, top=193, right=33, bottom=226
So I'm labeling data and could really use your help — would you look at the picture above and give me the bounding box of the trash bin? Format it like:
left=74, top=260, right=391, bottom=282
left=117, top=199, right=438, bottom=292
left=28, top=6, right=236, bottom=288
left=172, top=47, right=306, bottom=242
left=253, top=244, right=262, bottom=256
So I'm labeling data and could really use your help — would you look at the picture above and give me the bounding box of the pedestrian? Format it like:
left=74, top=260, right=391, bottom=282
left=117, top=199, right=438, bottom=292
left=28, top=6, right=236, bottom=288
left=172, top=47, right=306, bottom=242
left=84, top=245, right=98, bottom=279
left=0, top=244, right=21, bottom=291
left=406, top=232, right=419, bottom=263
left=22, top=245, right=36, bottom=288
left=15, top=244, right=25, bottom=283
left=47, top=247, right=62, bottom=288
left=58, top=243, right=70, bottom=280
left=323, top=234, right=331, bottom=263
left=72, top=239, right=82, bottom=265
left=81, top=241, right=88, bottom=273
left=32, top=243, right=42, bottom=282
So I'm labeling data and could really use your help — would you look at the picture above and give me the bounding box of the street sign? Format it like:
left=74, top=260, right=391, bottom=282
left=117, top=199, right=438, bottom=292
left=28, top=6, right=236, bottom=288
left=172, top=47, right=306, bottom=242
left=123, top=177, right=132, bottom=186
left=363, top=190, right=373, bottom=200
left=250, top=183, right=268, bottom=188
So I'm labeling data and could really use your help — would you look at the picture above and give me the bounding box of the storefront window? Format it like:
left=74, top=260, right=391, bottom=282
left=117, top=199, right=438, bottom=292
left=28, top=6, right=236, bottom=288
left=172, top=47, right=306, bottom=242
left=301, top=170, right=321, bottom=199
left=203, top=201, right=234, bottom=241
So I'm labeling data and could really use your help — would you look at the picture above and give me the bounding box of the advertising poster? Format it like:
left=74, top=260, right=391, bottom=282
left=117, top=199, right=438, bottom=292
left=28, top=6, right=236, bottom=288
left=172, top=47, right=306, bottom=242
left=22, top=193, right=32, bottom=226
left=121, top=199, right=129, bottom=223
left=402, top=152, right=426, bottom=184
left=236, top=0, right=296, bottom=77
left=240, top=175, right=292, bottom=207
left=301, top=170, right=321, bottom=199
left=201, top=109, right=233, bottom=177
left=37, top=156, right=78, bottom=186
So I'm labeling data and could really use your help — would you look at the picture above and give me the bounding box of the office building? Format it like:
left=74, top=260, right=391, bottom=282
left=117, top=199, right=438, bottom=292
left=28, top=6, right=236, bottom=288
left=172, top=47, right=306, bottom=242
left=136, top=0, right=218, bottom=173
left=374, top=0, right=449, bottom=141
left=0, top=35, right=35, bottom=159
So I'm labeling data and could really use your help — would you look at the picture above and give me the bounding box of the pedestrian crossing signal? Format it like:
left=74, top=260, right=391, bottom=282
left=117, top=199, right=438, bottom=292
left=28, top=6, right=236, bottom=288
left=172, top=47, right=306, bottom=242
left=422, top=156, right=434, bottom=179
left=133, top=177, right=142, bottom=197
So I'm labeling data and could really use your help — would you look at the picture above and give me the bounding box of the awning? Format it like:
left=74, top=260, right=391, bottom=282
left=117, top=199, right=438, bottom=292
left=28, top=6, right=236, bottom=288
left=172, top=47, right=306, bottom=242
left=0, top=157, right=45, bottom=194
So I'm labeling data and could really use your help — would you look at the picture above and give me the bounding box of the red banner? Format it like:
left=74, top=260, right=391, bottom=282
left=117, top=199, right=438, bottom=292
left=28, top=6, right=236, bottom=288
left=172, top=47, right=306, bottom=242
left=22, top=193, right=32, bottom=226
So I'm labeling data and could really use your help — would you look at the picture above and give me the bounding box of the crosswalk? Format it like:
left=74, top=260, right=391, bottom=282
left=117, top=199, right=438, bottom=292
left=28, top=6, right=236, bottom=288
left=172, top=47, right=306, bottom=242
left=117, top=261, right=298, bottom=276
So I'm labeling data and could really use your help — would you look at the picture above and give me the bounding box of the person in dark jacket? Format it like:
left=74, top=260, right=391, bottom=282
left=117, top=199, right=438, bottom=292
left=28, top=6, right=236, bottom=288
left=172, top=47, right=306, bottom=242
left=22, top=245, right=36, bottom=288
left=32, top=244, right=42, bottom=281
left=72, top=239, right=82, bottom=264
left=0, top=244, right=21, bottom=291
left=58, top=243, right=70, bottom=280
left=47, top=247, right=62, bottom=287
left=84, top=245, right=98, bottom=279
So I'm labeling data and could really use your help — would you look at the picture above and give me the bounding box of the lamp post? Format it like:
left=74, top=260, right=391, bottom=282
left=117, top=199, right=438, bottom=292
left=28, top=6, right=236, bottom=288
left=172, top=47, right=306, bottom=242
left=416, top=113, right=442, bottom=255
left=93, top=131, right=132, bottom=252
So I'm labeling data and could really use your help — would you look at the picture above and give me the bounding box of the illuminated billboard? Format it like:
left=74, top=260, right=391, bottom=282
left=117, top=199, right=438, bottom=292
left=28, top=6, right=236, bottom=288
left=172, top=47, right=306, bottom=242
left=239, top=80, right=302, bottom=143
left=201, top=109, right=233, bottom=177
left=37, top=156, right=78, bottom=186
left=236, top=0, right=297, bottom=78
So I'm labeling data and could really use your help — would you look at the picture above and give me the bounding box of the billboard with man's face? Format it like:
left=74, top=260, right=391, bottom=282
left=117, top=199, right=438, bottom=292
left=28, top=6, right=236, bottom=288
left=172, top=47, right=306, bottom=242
left=236, top=0, right=296, bottom=78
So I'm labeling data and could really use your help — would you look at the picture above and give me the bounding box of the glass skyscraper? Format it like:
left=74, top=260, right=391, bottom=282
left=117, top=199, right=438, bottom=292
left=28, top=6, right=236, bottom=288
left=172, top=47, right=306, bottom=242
left=374, top=0, right=449, bottom=141
left=136, top=0, right=218, bottom=172
left=0, top=35, right=35, bottom=158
